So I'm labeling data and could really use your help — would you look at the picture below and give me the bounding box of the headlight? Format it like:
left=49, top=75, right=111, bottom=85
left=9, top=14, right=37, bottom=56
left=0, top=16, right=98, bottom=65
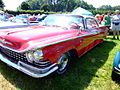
left=118, top=64, right=120, bottom=68
left=26, top=50, right=43, bottom=63
left=26, top=51, right=34, bottom=63
left=33, top=50, right=43, bottom=63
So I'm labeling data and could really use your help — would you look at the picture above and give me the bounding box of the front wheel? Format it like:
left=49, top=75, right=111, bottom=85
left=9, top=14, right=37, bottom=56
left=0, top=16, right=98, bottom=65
left=56, top=52, right=71, bottom=74
left=111, top=70, right=120, bottom=81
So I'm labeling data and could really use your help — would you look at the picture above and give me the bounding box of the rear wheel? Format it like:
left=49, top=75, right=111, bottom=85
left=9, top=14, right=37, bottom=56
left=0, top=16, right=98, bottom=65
left=56, top=52, right=71, bottom=74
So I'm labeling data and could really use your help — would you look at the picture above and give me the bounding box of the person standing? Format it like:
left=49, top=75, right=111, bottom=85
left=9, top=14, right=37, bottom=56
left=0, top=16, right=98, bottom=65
left=111, top=10, right=120, bottom=39
left=95, top=14, right=100, bottom=24
left=103, top=12, right=111, bottom=30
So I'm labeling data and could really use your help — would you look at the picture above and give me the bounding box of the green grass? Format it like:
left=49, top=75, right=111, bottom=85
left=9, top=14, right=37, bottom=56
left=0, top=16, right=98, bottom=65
left=0, top=35, right=120, bottom=90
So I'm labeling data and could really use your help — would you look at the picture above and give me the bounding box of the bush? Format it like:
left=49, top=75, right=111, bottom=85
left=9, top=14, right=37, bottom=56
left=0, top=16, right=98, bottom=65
left=90, top=10, right=115, bottom=15
left=4, top=9, right=115, bottom=16
left=4, top=10, right=56, bottom=16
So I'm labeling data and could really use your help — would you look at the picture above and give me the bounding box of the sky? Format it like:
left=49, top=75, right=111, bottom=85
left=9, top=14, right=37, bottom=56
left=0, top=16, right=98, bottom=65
left=3, top=0, right=25, bottom=11
left=2, top=0, right=120, bottom=11
left=84, top=0, right=120, bottom=8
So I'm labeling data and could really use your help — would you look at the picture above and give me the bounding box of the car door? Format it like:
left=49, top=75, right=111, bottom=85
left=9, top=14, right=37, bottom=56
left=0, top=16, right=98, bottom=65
left=85, top=17, right=100, bottom=34
left=86, top=17, right=105, bottom=40
left=76, top=17, right=103, bottom=56
left=84, top=17, right=104, bottom=45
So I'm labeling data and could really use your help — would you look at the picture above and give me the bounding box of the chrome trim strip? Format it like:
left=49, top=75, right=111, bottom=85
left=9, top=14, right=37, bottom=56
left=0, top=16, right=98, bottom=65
left=114, top=67, right=120, bottom=72
left=37, top=60, right=50, bottom=64
left=0, top=32, right=103, bottom=53
left=34, top=61, right=51, bottom=67
left=113, top=67, right=120, bottom=75
left=0, top=54, right=58, bottom=78
left=29, top=32, right=102, bottom=50
left=28, top=33, right=92, bottom=49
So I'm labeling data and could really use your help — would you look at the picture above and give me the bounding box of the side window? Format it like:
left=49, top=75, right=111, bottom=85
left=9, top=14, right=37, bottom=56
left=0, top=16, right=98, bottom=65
left=86, top=18, right=99, bottom=29
left=70, top=16, right=84, bottom=29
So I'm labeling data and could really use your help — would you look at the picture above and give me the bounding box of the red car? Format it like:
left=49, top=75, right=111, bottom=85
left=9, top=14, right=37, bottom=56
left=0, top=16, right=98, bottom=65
left=0, top=14, right=108, bottom=78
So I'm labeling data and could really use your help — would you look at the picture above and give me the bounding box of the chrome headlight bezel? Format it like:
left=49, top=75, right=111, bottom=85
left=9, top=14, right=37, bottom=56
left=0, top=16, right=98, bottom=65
left=26, top=49, right=43, bottom=63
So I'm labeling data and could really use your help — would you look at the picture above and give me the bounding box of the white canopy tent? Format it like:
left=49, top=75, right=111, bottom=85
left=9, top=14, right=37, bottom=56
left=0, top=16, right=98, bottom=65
left=71, top=7, right=93, bottom=16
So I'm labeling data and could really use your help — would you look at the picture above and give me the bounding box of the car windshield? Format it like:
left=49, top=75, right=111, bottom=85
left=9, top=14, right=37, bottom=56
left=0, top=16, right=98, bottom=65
left=42, top=15, right=83, bottom=28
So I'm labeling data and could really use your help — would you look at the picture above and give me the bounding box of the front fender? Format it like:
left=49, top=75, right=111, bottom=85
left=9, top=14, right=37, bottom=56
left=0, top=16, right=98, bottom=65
left=113, top=51, right=120, bottom=68
left=42, top=40, right=76, bottom=63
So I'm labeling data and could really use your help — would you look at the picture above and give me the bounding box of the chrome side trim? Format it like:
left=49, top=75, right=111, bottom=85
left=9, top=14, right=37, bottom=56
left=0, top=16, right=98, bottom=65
left=28, top=32, right=101, bottom=52
left=0, top=54, right=58, bottom=78
left=0, top=32, right=103, bottom=53
left=28, top=33, right=92, bottom=50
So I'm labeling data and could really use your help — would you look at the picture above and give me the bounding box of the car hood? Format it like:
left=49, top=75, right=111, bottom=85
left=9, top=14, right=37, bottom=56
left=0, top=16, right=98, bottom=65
left=0, top=25, right=78, bottom=52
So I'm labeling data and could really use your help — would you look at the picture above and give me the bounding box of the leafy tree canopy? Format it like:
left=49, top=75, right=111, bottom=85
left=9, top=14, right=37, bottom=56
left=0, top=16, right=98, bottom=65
left=19, top=1, right=30, bottom=10
left=18, top=0, right=95, bottom=12
left=0, top=0, right=5, bottom=9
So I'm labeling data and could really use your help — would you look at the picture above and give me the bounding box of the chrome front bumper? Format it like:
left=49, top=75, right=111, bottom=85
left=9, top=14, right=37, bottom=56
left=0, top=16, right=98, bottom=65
left=0, top=54, right=58, bottom=78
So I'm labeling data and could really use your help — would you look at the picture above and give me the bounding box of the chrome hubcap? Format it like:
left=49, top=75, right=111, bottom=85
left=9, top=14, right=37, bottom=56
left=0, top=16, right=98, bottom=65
left=58, top=54, right=68, bottom=71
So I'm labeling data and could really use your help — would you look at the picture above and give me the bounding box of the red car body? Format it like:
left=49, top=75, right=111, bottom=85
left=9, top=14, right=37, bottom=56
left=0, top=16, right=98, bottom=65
left=0, top=14, right=108, bottom=78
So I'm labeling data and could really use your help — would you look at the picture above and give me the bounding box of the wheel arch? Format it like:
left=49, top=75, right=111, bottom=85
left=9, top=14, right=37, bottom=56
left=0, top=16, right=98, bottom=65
left=68, top=49, right=79, bottom=59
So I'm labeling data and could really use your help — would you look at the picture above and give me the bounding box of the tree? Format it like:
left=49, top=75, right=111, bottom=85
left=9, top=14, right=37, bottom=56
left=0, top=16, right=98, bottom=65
left=113, top=5, right=120, bottom=10
left=0, top=0, right=4, bottom=9
left=98, top=5, right=113, bottom=10
left=19, top=0, right=96, bottom=12
left=27, top=0, right=48, bottom=10
left=74, top=0, right=95, bottom=10
left=40, top=4, right=51, bottom=11
left=89, top=4, right=95, bottom=10
left=19, top=2, right=30, bottom=10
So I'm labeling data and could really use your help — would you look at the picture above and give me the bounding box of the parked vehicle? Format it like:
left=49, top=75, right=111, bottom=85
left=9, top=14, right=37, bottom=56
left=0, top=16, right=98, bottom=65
left=36, top=14, right=47, bottom=22
left=0, top=14, right=108, bottom=78
left=0, top=21, right=40, bottom=29
left=0, top=15, right=39, bottom=29
left=111, top=51, right=120, bottom=80
left=28, top=14, right=47, bottom=23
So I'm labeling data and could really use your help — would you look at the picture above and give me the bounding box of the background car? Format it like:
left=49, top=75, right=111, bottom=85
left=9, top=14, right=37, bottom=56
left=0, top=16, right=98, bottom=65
left=36, top=14, right=47, bottom=22
left=0, top=14, right=41, bottom=29
left=111, top=51, right=120, bottom=80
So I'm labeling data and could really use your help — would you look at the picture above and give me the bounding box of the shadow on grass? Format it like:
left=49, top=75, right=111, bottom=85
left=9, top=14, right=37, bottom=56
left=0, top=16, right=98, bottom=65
left=0, top=41, right=116, bottom=90
left=113, top=79, right=120, bottom=85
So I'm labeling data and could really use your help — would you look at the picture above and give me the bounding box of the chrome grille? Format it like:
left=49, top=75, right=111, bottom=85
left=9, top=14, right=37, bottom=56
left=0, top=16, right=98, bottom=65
left=0, top=46, right=51, bottom=68
left=0, top=46, right=27, bottom=61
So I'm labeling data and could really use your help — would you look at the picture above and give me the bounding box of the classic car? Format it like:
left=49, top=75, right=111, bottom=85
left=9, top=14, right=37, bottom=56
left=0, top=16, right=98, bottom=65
left=36, top=14, right=47, bottom=22
left=111, top=51, right=120, bottom=80
left=0, top=21, right=39, bottom=29
left=0, top=17, right=39, bottom=29
left=0, top=14, right=108, bottom=78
